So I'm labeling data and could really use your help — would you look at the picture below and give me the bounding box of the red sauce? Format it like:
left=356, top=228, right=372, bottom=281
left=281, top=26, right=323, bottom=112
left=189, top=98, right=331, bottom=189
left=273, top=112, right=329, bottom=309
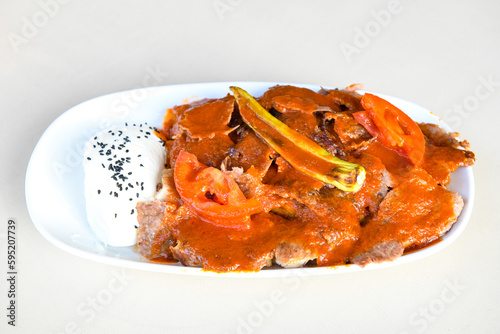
left=138, top=85, right=475, bottom=272
left=149, top=257, right=178, bottom=264
left=403, top=238, right=442, bottom=255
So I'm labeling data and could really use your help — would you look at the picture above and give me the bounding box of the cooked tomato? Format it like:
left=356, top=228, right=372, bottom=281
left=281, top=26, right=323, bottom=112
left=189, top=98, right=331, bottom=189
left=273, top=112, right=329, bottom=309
left=173, top=150, right=261, bottom=228
left=353, top=93, right=425, bottom=165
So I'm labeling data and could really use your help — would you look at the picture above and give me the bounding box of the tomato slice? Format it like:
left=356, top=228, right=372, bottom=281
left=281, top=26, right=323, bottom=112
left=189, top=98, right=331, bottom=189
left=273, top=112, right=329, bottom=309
left=353, top=93, right=425, bottom=165
left=173, top=150, right=261, bottom=228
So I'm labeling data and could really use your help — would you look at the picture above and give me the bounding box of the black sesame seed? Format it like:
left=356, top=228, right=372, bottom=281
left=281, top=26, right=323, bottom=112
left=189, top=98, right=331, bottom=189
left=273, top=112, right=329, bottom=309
left=115, top=213, right=117, bottom=218
left=87, top=157, right=91, bottom=160
left=131, top=209, right=134, bottom=215
left=97, top=189, right=101, bottom=194
left=134, top=225, right=138, bottom=229
left=114, top=192, right=118, bottom=197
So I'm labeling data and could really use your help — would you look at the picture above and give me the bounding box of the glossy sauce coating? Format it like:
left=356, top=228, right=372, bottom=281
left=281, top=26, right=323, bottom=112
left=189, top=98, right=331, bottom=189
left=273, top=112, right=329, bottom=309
left=142, top=85, right=475, bottom=272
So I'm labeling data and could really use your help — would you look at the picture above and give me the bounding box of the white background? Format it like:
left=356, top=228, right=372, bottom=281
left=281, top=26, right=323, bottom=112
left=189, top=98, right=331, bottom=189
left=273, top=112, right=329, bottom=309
left=1, top=0, right=499, bottom=333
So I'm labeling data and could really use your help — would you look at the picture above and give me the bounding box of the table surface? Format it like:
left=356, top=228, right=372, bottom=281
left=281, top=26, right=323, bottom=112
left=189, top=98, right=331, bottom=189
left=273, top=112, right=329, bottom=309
left=1, top=1, right=499, bottom=333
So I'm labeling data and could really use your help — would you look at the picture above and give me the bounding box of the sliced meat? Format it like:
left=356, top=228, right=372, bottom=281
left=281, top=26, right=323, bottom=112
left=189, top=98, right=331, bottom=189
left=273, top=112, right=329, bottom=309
left=377, top=169, right=464, bottom=247
left=351, top=168, right=464, bottom=265
left=352, top=240, right=404, bottom=267
left=225, top=128, right=277, bottom=180
left=258, top=85, right=342, bottom=112
left=136, top=200, right=176, bottom=260
left=162, top=98, right=213, bottom=139
left=136, top=168, right=180, bottom=260
left=355, top=138, right=413, bottom=183
left=169, top=132, right=234, bottom=168
left=262, top=157, right=324, bottom=207
left=165, top=207, right=277, bottom=272
left=180, top=95, right=236, bottom=139
left=166, top=95, right=237, bottom=168
left=320, top=88, right=363, bottom=111
left=171, top=236, right=275, bottom=271
left=419, top=123, right=471, bottom=149
left=170, top=241, right=203, bottom=267
left=274, top=242, right=316, bottom=268
left=351, top=153, right=395, bottom=219
left=277, top=110, right=320, bottom=141
left=417, top=123, right=475, bottom=185
left=352, top=192, right=463, bottom=267
left=422, top=145, right=475, bottom=185
left=314, top=194, right=361, bottom=265
left=271, top=95, right=333, bottom=114
left=447, top=192, right=465, bottom=235
left=329, top=113, right=371, bottom=150
left=310, top=129, right=344, bottom=157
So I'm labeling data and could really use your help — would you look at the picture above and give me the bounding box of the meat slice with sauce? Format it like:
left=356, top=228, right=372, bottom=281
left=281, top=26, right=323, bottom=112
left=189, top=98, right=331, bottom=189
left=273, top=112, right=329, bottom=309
left=274, top=242, right=316, bottom=268
left=418, top=123, right=475, bottom=185
left=136, top=169, right=179, bottom=261
left=351, top=168, right=464, bottom=266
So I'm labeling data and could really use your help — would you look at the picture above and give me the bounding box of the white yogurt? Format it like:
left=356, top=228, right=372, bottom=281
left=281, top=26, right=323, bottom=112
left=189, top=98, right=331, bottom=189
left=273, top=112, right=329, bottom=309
left=83, top=123, right=166, bottom=246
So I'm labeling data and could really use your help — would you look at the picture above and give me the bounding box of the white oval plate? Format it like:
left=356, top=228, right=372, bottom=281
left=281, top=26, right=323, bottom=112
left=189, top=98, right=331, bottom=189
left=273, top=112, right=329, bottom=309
left=25, top=82, right=474, bottom=277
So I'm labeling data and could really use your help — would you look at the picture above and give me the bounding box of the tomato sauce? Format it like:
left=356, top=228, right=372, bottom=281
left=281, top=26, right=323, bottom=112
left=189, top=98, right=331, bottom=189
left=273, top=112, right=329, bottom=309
left=138, top=85, right=475, bottom=272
